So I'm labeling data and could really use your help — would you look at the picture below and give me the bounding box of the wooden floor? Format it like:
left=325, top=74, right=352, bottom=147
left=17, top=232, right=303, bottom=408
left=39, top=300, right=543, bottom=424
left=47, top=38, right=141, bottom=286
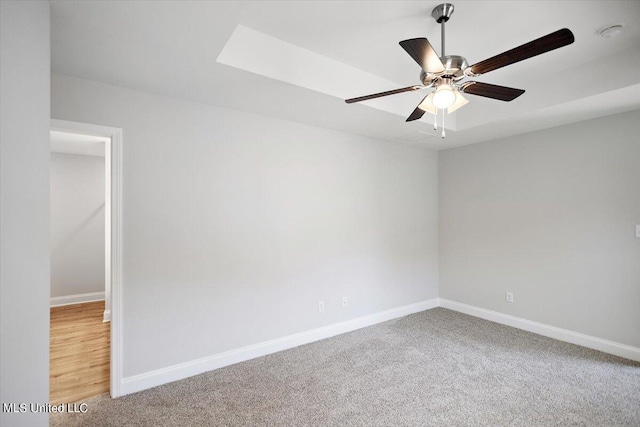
left=50, top=301, right=110, bottom=405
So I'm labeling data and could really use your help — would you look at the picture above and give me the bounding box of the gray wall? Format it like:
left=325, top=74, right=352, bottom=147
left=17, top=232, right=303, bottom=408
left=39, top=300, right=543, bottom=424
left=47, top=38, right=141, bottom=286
left=439, top=110, right=640, bottom=348
left=51, top=74, right=440, bottom=377
left=50, top=152, right=105, bottom=298
left=0, top=2, right=51, bottom=426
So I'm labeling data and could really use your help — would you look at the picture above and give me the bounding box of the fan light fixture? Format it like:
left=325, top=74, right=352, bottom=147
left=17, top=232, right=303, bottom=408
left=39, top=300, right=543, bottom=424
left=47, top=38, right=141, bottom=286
left=345, top=3, right=575, bottom=139
left=432, top=83, right=455, bottom=109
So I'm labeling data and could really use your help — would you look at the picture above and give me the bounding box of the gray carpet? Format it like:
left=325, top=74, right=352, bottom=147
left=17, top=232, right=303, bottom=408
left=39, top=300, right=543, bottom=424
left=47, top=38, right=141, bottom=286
left=51, top=308, right=640, bottom=426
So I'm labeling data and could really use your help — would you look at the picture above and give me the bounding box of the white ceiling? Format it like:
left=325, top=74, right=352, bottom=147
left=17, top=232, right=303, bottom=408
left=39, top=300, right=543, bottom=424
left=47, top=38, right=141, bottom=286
left=51, top=1, right=640, bottom=149
left=50, top=131, right=107, bottom=157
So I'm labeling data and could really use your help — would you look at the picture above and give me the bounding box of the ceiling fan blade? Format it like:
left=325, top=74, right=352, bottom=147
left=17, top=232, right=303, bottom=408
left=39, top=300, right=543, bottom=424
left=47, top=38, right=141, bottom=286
left=466, top=28, right=574, bottom=76
left=399, top=38, right=445, bottom=74
left=459, top=82, right=525, bottom=101
left=345, top=85, right=422, bottom=104
left=406, top=96, right=429, bottom=122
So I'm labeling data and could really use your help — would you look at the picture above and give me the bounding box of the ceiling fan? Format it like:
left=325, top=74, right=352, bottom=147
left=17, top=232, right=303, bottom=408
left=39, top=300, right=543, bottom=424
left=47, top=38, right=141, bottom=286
left=345, top=3, right=575, bottom=138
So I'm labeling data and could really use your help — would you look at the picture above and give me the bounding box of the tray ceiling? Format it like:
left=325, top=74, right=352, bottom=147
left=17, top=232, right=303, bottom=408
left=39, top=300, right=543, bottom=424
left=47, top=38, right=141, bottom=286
left=51, top=1, right=640, bottom=149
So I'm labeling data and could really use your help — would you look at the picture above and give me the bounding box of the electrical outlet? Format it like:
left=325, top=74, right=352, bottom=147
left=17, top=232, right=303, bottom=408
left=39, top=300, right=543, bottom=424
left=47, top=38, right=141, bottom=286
left=506, top=292, right=514, bottom=303
left=318, top=301, right=325, bottom=313
left=342, top=296, right=348, bottom=308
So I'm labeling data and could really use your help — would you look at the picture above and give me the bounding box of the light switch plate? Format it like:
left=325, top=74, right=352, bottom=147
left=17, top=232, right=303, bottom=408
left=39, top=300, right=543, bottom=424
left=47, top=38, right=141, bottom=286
left=636, top=225, right=640, bottom=238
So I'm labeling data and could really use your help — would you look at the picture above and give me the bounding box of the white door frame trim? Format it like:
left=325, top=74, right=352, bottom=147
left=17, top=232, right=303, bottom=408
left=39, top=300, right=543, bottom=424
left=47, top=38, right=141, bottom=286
left=50, top=119, right=124, bottom=398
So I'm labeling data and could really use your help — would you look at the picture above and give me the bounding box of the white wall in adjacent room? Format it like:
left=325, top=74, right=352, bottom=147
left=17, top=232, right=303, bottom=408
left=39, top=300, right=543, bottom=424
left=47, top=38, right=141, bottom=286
left=0, top=2, right=51, bottom=426
left=50, top=152, right=105, bottom=298
left=51, top=73, right=440, bottom=378
left=439, top=110, right=640, bottom=348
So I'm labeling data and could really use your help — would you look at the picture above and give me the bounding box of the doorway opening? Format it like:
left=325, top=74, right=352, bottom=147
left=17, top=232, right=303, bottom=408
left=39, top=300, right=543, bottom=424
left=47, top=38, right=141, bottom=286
left=49, top=119, right=123, bottom=402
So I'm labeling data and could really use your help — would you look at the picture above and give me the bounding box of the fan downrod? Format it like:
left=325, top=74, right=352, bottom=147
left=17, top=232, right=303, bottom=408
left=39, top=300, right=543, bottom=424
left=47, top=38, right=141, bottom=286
left=431, top=3, right=454, bottom=57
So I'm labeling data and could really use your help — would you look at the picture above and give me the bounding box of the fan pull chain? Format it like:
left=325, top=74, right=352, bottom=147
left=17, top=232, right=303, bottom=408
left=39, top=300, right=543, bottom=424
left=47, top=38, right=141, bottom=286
left=434, top=108, right=438, bottom=130
left=441, top=110, right=446, bottom=139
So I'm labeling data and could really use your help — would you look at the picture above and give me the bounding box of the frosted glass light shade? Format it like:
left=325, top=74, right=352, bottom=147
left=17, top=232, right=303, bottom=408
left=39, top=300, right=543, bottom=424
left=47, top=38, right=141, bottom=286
left=432, top=84, right=456, bottom=109
left=448, top=91, right=469, bottom=113
left=418, top=93, right=437, bottom=114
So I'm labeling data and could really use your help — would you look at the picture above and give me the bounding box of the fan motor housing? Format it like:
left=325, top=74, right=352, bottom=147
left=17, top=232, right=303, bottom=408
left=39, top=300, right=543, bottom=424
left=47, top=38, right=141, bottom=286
left=420, top=54, right=468, bottom=85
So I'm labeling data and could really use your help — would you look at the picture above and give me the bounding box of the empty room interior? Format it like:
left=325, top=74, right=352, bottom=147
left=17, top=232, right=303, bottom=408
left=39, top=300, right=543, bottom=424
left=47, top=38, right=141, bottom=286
left=1, top=1, right=639, bottom=426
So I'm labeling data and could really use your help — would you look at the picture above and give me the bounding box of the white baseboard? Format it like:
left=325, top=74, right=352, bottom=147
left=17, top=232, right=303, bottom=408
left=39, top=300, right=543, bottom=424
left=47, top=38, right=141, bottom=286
left=50, top=291, right=105, bottom=307
left=439, top=298, right=640, bottom=363
left=103, top=310, right=111, bottom=323
left=119, top=296, right=639, bottom=397
left=120, top=298, right=439, bottom=396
